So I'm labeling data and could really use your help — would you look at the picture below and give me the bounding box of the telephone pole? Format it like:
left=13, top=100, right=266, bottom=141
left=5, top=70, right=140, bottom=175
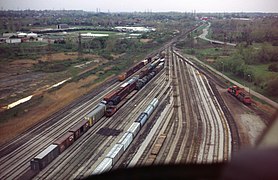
left=78, top=33, right=82, bottom=59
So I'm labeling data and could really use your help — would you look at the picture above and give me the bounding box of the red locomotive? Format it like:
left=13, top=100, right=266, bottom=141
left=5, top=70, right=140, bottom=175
left=227, top=85, right=251, bottom=105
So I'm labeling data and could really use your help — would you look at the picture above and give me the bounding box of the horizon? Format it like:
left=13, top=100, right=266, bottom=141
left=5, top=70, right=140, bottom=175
left=0, top=0, right=277, bottom=13
left=1, top=9, right=278, bottom=14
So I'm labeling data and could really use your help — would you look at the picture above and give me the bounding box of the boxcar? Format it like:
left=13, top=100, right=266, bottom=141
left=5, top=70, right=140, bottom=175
left=85, top=103, right=106, bottom=126
left=30, top=144, right=59, bottom=171
left=53, top=132, right=75, bottom=153
left=118, top=132, right=133, bottom=151
left=127, top=122, right=141, bottom=137
left=150, top=98, right=159, bottom=108
left=106, top=144, right=124, bottom=165
left=92, top=158, right=113, bottom=175
left=69, top=119, right=90, bottom=140
left=117, top=83, right=130, bottom=101
left=136, top=113, right=148, bottom=126
left=144, top=105, right=154, bottom=117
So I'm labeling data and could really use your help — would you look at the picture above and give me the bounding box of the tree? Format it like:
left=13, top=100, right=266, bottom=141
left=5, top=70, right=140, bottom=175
left=266, top=78, right=278, bottom=97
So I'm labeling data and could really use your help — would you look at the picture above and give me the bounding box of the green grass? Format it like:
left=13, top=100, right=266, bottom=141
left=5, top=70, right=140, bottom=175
left=248, top=64, right=278, bottom=80
left=180, top=45, right=278, bottom=103
left=182, top=45, right=235, bottom=60
left=223, top=71, right=278, bottom=102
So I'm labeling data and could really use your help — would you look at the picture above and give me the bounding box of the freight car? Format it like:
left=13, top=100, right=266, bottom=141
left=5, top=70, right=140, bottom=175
left=118, top=132, right=133, bottom=151
left=106, top=144, right=124, bottom=165
left=85, top=102, right=106, bottom=126
left=118, top=58, right=151, bottom=81
left=136, top=113, right=149, bottom=126
left=92, top=98, right=160, bottom=174
left=127, top=122, right=141, bottom=138
left=31, top=144, right=59, bottom=171
left=136, top=98, right=159, bottom=126
left=227, top=85, right=251, bottom=105
left=104, top=78, right=138, bottom=106
left=105, top=58, right=163, bottom=117
left=92, top=158, right=113, bottom=175
left=53, top=132, right=75, bottom=153
left=30, top=56, right=163, bottom=173
left=69, top=119, right=90, bottom=140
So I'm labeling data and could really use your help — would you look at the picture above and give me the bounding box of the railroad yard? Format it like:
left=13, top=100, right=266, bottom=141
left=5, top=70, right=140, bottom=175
left=0, top=43, right=271, bottom=179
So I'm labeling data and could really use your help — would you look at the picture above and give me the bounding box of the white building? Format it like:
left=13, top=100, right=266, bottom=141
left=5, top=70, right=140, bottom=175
left=81, top=33, right=109, bottom=38
left=6, top=38, right=21, bottom=44
left=18, top=32, right=27, bottom=38
left=27, top=32, right=38, bottom=39
left=114, top=26, right=156, bottom=32
left=2, top=33, right=17, bottom=38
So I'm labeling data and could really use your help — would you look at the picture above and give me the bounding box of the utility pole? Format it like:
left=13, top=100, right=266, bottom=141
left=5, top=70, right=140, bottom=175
left=47, top=39, right=52, bottom=61
left=78, top=32, right=82, bottom=59
left=221, top=61, right=224, bottom=75
left=223, top=32, right=227, bottom=55
left=248, top=74, right=251, bottom=96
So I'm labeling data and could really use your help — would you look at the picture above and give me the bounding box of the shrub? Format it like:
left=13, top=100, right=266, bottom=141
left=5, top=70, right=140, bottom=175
left=266, top=78, right=278, bottom=97
left=268, top=63, right=278, bottom=72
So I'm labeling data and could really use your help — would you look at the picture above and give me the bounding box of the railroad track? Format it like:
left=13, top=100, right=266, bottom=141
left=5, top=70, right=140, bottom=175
left=0, top=25, right=200, bottom=179
left=1, top=31, right=238, bottom=179
left=175, top=51, right=238, bottom=157
left=34, top=62, right=169, bottom=179
left=130, top=47, right=234, bottom=166
left=110, top=48, right=172, bottom=168
left=0, top=79, right=127, bottom=179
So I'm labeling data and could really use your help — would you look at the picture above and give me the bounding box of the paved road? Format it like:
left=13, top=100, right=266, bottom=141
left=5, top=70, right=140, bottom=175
left=198, top=22, right=237, bottom=47
left=178, top=52, right=278, bottom=109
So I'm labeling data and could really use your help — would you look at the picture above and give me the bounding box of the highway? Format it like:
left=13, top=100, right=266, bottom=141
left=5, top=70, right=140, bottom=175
left=199, top=22, right=237, bottom=47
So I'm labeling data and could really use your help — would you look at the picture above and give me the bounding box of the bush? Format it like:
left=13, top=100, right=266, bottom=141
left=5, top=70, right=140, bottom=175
left=266, top=78, right=278, bottom=97
left=268, top=63, right=278, bottom=72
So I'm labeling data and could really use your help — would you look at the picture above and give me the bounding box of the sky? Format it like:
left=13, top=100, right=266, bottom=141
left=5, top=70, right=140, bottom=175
left=0, top=0, right=277, bottom=13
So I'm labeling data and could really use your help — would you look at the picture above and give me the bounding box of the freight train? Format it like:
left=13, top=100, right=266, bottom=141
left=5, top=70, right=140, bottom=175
left=118, top=58, right=152, bottom=81
left=105, top=58, right=165, bottom=116
left=93, top=98, right=159, bottom=175
left=227, top=85, right=251, bottom=105
left=30, top=57, right=165, bottom=172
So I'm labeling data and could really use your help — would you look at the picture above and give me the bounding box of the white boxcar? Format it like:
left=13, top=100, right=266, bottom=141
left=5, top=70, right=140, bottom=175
left=127, top=122, right=141, bottom=137
left=106, top=144, right=124, bottom=165
left=118, top=132, right=133, bottom=151
left=144, top=105, right=154, bottom=117
left=150, top=98, right=159, bottom=108
left=92, top=158, right=113, bottom=175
